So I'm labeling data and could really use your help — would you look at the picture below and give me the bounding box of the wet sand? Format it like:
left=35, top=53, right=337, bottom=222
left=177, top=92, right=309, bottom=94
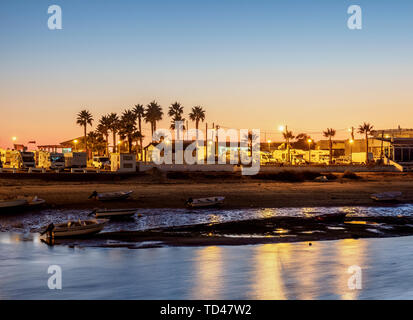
left=1, top=172, right=413, bottom=210
left=2, top=171, right=413, bottom=248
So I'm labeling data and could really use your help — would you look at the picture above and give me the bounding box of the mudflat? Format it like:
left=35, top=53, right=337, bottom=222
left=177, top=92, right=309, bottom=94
left=1, top=172, right=412, bottom=209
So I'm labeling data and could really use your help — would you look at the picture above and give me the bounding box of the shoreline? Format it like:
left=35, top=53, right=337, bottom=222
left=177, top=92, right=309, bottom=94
left=1, top=172, right=413, bottom=210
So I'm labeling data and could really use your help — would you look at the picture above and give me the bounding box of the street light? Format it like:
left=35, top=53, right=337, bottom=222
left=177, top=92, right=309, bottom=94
left=349, top=139, right=354, bottom=164
left=73, top=139, right=78, bottom=152
left=12, top=136, right=17, bottom=142
left=267, top=139, right=271, bottom=152
left=307, top=139, right=312, bottom=164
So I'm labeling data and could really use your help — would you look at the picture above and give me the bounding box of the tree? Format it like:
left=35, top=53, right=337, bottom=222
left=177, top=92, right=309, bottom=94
left=76, top=110, right=93, bottom=157
left=168, top=102, right=185, bottom=140
left=97, top=115, right=111, bottom=156
left=87, top=131, right=100, bottom=156
left=145, top=101, right=163, bottom=140
left=189, top=106, right=206, bottom=140
left=133, top=104, right=145, bottom=160
left=282, top=130, right=295, bottom=164
left=107, top=113, right=119, bottom=153
left=294, top=133, right=313, bottom=150
left=358, top=122, right=374, bottom=163
left=242, top=131, right=260, bottom=162
left=118, top=109, right=138, bottom=153
left=323, top=128, right=336, bottom=164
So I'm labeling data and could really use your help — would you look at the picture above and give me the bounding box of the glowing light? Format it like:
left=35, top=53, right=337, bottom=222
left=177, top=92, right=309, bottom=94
left=12, top=136, right=17, bottom=141
left=349, top=139, right=354, bottom=144
left=307, top=139, right=312, bottom=143
left=278, top=125, right=285, bottom=132
left=73, top=139, right=78, bottom=144
left=267, top=140, right=271, bottom=144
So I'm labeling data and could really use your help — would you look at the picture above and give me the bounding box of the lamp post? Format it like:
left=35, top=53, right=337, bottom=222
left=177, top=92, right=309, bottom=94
left=73, top=139, right=78, bottom=152
left=349, top=139, right=354, bottom=164
left=278, top=125, right=290, bottom=164
left=307, top=139, right=312, bottom=165
left=267, top=139, right=271, bottom=152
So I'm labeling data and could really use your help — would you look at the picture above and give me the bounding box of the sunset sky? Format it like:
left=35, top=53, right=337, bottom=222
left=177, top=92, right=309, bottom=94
left=1, top=0, right=413, bottom=149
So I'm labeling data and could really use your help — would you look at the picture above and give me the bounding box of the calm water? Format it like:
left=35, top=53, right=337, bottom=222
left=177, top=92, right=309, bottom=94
left=1, top=204, right=413, bottom=233
left=1, top=233, right=413, bottom=299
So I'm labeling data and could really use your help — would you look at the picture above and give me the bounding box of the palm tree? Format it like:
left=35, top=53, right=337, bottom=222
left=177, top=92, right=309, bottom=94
left=189, top=106, right=206, bottom=140
left=133, top=104, right=145, bottom=160
left=118, top=109, right=138, bottom=153
left=168, top=102, right=185, bottom=140
left=144, top=101, right=163, bottom=140
left=76, top=110, right=93, bottom=157
left=242, top=131, right=259, bottom=161
left=97, top=115, right=111, bottom=156
left=107, top=113, right=119, bottom=153
left=358, top=122, right=374, bottom=163
left=87, top=131, right=99, bottom=156
left=323, top=128, right=336, bottom=164
left=282, top=130, right=295, bottom=164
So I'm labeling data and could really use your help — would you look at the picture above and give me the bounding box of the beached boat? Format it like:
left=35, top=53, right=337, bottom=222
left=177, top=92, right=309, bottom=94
left=186, top=196, right=225, bottom=208
left=0, top=199, right=28, bottom=210
left=41, top=219, right=108, bottom=238
left=25, top=196, right=46, bottom=207
left=89, top=190, right=133, bottom=201
left=90, top=208, right=137, bottom=219
left=314, top=212, right=347, bottom=222
left=371, top=192, right=403, bottom=202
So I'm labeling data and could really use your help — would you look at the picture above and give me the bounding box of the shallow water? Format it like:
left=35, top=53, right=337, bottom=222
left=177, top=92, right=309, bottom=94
left=1, top=233, right=413, bottom=299
left=1, top=204, right=412, bottom=233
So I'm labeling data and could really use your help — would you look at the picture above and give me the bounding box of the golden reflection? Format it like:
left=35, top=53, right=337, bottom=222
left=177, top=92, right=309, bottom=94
left=252, top=243, right=294, bottom=299
left=260, top=208, right=276, bottom=219
left=301, top=207, right=317, bottom=218
left=333, top=239, right=367, bottom=300
left=293, top=242, right=323, bottom=299
left=192, top=246, right=224, bottom=299
left=208, top=214, right=220, bottom=224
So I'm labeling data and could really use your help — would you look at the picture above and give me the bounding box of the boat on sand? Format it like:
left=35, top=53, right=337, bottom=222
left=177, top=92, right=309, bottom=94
left=0, top=199, right=28, bottom=210
left=89, top=190, right=133, bottom=201
left=186, top=196, right=225, bottom=208
left=371, top=192, right=403, bottom=202
left=89, top=208, right=137, bottom=219
left=41, top=219, right=108, bottom=238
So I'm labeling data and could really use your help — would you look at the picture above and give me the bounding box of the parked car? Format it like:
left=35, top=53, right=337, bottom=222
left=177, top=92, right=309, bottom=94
left=92, top=156, right=110, bottom=169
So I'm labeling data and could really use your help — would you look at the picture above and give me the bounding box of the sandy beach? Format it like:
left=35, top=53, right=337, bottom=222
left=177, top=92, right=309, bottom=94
left=1, top=172, right=413, bottom=209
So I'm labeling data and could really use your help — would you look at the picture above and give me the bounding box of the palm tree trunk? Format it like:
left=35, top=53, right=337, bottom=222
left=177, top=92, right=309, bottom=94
left=329, top=137, right=332, bottom=164
left=138, top=117, right=143, bottom=161
left=112, top=132, right=116, bottom=153
left=84, top=125, right=88, bottom=158
left=105, top=134, right=109, bottom=156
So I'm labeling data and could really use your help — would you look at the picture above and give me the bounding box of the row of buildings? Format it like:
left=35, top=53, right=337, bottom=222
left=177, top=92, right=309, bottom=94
left=39, top=128, right=413, bottom=168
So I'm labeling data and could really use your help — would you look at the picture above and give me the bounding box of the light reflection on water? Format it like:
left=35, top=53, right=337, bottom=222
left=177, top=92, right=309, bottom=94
left=1, top=233, right=413, bottom=299
left=1, top=204, right=413, bottom=234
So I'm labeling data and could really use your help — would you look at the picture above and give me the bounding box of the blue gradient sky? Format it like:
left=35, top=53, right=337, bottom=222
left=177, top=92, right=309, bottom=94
left=1, top=0, right=412, bottom=147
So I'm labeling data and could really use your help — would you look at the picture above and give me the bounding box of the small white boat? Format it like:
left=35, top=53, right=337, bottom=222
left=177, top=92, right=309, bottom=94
left=41, top=219, right=108, bottom=238
left=186, top=196, right=225, bottom=208
left=371, top=191, right=403, bottom=202
left=90, top=208, right=137, bottom=219
left=0, top=199, right=28, bottom=209
left=89, top=190, right=133, bottom=201
left=25, top=196, right=46, bottom=207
